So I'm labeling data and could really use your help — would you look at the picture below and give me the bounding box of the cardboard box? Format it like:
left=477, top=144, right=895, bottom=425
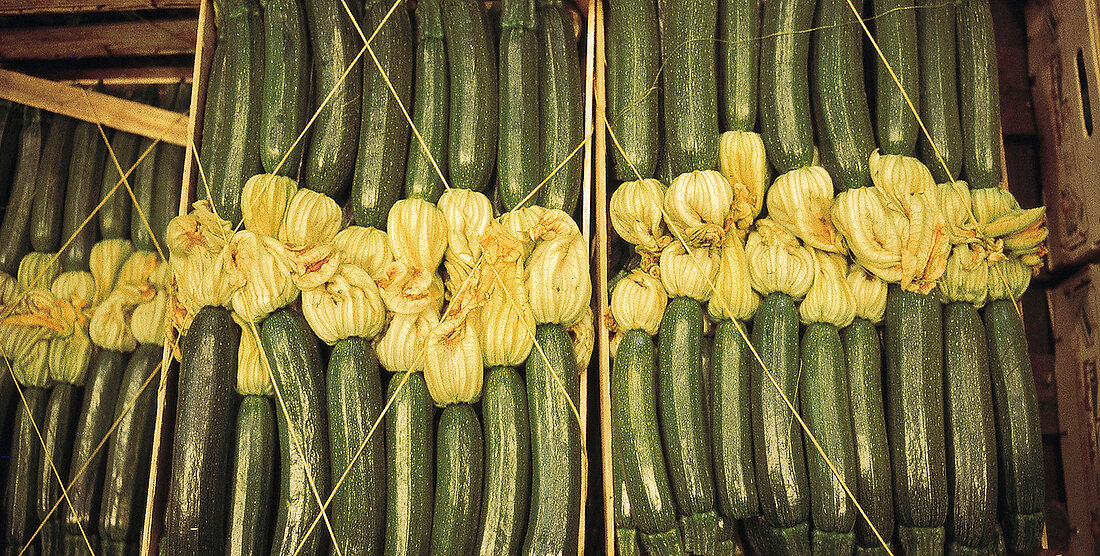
left=1047, top=264, right=1100, bottom=555
left=1027, top=0, right=1100, bottom=271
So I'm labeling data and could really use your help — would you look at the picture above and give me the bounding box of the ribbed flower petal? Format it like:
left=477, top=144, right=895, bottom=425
left=387, top=198, right=448, bottom=270
left=659, top=243, right=721, bottom=301
left=611, top=270, right=666, bottom=335
left=18, top=252, right=59, bottom=291
left=610, top=178, right=667, bottom=253
left=847, top=264, right=887, bottom=323
left=241, top=173, right=297, bottom=237
left=224, top=231, right=298, bottom=322
left=718, top=130, right=768, bottom=227
left=334, top=226, right=393, bottom=280
left=799, top=250, right=855, bottom=327
left=165, top=200, right=233, bottom=260
left=301, top=264, right=386, bottom=344
left=439, top=188, right=493, bottom=272
left=526, top=232, right=591, bottom=326
left=90, top=239, right=134, bottom=304
left=664, top=170, right=734, bottom=247
left=745, top=219, right=816, bottom=298
left=708, top=236, right=759, bottom=322
left=423, top=317, right=483, bottom=406
left=478, top=262, right=535, bottom=367
left=234, top=314, right=273, bottom=396
left=569, top=306, right=595, bottom=372
left=938, top=244, right=990, bottom=306
left=279, top=188, right=343, bottom=249
left=377, top=260, right=445, bottom=315
left=767, top=166, right=845, bottom=253
left=936, top=180, right=979, bottom=244
left=377, top=308, right=440, bottom=373
left=986, top=257, right=1032, bottom=302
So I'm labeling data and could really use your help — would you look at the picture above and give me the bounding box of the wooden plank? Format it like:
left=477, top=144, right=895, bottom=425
left=27, top=65, right=193, bottom=85
left=0, top=68, right=187, bottom=145
left=0, top=0, right=197, bottom=14
left=0, top=18, right=197, bottom=60
left=179, top=0, right=214, bottom=211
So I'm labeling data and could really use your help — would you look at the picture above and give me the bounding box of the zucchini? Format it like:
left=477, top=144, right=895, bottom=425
left=498, top=0, right=541, bottom=210
left=916, top=0, right=962, bottom=183
left=130, top=124, right=160, bottom=253
left=0, top=106, right=42, bottom=275
left=383, top=372, right=434, bottom=556
left=443, top=0, right=498, bottom=191
left=800, top=322, right=857, bottom=554
left=712, top=319, right=758, bottom=523
left=3, top=387, right=47, bottom=551
left=0, top=101, right=23, bottom=226
left=842, top=318, right=895, bottom=550
left=537, top=4, right=584, bottom=213
left=37, top=382, right=82, bottom=555
left=872, top=0, right=919, bottom=156
left=605, top=0, right=659, bottom=180
left=983, top=299, right=1044, bottom=554
left=98, top=126, right=139, bottom=242
left=810, top=0, right=874, bottom=191
left=523, top=323, right=582, bottom=554
left=759, top=0, right=815, bottom=172
left=197, top=40, right=228, bottom=203
left=328, top=337, right=385, bottom=555
left=99, top=343, right=161, bottom=545
left=475, top=366, right=531, bottom=554
left=429, top=404, right=484, bottom=555
left=884, top=285, right=947, bottom=554
left=225, top=395, right=276, bottom=556
left=404, top=0, right=449, bottom=203
left=659, top=0, right=718, bottom=177
left=612, top=423, right=640, bottom=556
left=943, top=302, right=997, bottom=552
left=262, top=308, right=331, bottom=556
left=351, top=0, right=413, bottom=229
left=31, top=113, right=75, bottom=253
left=259, top=0, right=310, bottom=175
left=150, top=83, right=190, bottom=256
left=957, top=0, right=1002, bottom=189
left=750, top=293, right=811, bottom=552
left=718, top=0, right=759, bottom=132
left=60, top=118, right=106, bottom=271
left=163, top=306, right=239, bottom=554
left=300, top=0, right=361, bottom=198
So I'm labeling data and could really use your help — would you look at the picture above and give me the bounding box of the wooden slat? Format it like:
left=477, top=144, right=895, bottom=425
left=179, top=0, right=215, bottom=211
left=0, top=68, right=187, bottom=145
left=0, top=18, right=197, bottom=60
left=27, top=65, right=193, bottom=85
left=0, top=0, right=197, bottom=14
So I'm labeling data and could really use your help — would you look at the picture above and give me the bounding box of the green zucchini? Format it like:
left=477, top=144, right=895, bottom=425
left=3, top=387, right=47, bottom=551
left=612, top=423, right=641, bottom=556
left=443, top=0, right=498, bottom=191
left=750, top=293, right=811, bottom=552
left=884, top=285, right=947, bottom=554
left=383, top=372, right=434, bottom=556
left=130, top=111, right=160, bottom=253
left=300, top=0, right=361, bottom=198
left=983, top=299, right=1044, bottom=554
left=98, top=126, right=139, bottom=241
left=712, top=319, right=758, bottom=523
left=916, top=0, right=962, bottom=183
left=957, top=0, right=1002, bottom=189
left=31, top=113, right=75, bottom=253
left=163, top=305, right=239, bottom=554
left=811, top=0, right=874, bottom=191
left=718, top=0, right=759, bottom=132
left=259, top=0, right=310, bottom=175
left=842, top=318, right=895, bottom=550
left=0, top=106, right=42, bottom=275
left=943, top=302, right=997, bottom=552
left=37, top=382, right=82, bottom=555
left=404, top=0, right=449, bottom=203
left=659, top=0, right=718, bottom=177
left=475, top=366, right=531, bottom=554
left=429, top=404, right=484, bottom=555
left=197, top=40, right=228, bottom=202
left=60, top=118, right=106, bottom=271
left=872, top=0, right=919, bottom=156
left=605, top=0, right=659, bottom=180
left=523, top=323, right=582, bottom=554
left=328, top=337, right=385, bottom=555
left=351, top=0, right=413, bottom=229
left=262, top=308, right=331, bottom=556
left=760, top=0, right=815, bottom=172
left=537, top=4, right=584, bottom=213
left=0, top=101, right=23, bottom=225
left=225, top=395, right=276, bottom=556
left=498, top=0, right=541, bottom=210
left=150, top=83, right=190, bottom=256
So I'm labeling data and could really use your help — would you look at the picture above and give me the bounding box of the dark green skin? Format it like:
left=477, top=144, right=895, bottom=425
left=443, top=0, right=498, bottom=192
left=197, top=43, right=228, bottom=205
left=383, top=372, right=434, bottom=556
left=0, top=106, right=40, bottom=275
left=31, top=113, right=75, bottom=253
left=259, top=0, right=310, bottom=175
left=800, top=323, right=857, bottom=549
left=957, top=0, right=1003, bottom=189
left=537, top=5, right=584, bottom=213
left=475, top=366, right=531, bottom=554
left=659, top=0, right=718, bottom=177
left=99, top=128, right=139, bottom=241
left=916, top=0, right=962, bottom=182
left=352, top=1, right=413, bottom=229
left=742, top=515, right=810, bottom=555
left=149, top=83, right=190, bottom=256
left=842, top=318, right=895, bottom=549
left=606, top=0, right=659, bottom=179
left=429, top=404, right=484, bottom=555
left=943, top=302, right=998, bottom=549
left=225, top=395, right=276, bottom=556
left=327, top=338, right=385, bottom=556
left=0, top=363, right=12, bottom=454
left=523, top=323, right=581, bottom=554
left=66, top=350, right=128, bottom=539
left=405, top=0, right=449, bottom=203
left=657, top=297, right=717, bottom=554
left=884, top=286, right=947, bottom=548
left=497, top=0, right=540, bottom=210
left=63, top=532, right=102, bottom=554
left=873, top=0, right=919, bottom=156
left=0, top=101, right=23, bottom=225
left=760, top=0, right=815, bottom=172
left=60, top=118, right=106, bottom=271
left=99, top=343, right=161, bottom=544
left=811, top=0, right=874, bottom=191
left=300, top=0, right=361, bottom=199
left=129, top=131, right=159, bottom=253
left=3, top=387, right=46, bottom=551
left=37, top=383, right=82, bottom=555
left=612, top=417, right=640, bottom=556
left=983, top=299, right=1045, bottom=554
left=163, top=306, right=239, bottom=554
left=263, top=308, right=330, bottom=556
left=718, top=0, right=759, bottom=132
left=711, top=319, right=759, bottom=521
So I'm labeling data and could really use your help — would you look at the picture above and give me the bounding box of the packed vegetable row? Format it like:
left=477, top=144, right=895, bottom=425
left=160, top=0, right=590, bottom=554
left=605, top=0, right=1046, bottom=554
left=0, top=83, right=188, bottom=554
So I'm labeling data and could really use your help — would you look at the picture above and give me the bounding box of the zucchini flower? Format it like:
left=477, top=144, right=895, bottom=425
left=301, top=263, right=386, bottom=345
left=847, top=264, right=887, bottom=323
left=2, top=288, right=61, bottom=387
left=223, top=230, right=298, bottom=323
left=90, top=239, right=134, bottom=304
left=986, top=257, right=1031, bottom=301
left=90, top=251, right=161, bottom=352
left=529, top=209, right=582, bottom=243
left=377, top=308, right=440, bottom=373
left=167, top=201, right=235, bottom=311
left=610, top=178, right=668, bottom=254
left=423, top=317, right=483, bottom=406
left=439, top=189, right=493, bottom=276
left=48, top=271, right=96, bottom=384
left=387, top=198, right=448, bottom=270
left=569, top=306, right=595, bottom=372
left=166, top=200, right=234, bottom=260
left=718, top=130, right=769, bottom=230
left=937, top=181, right=980, bottom=245
left=18, top=252, right=59, bottom=291
left=707, top=235, right=759, bottom=322
left=0, top=272, right=19, bottom=307
left=279, top=189, right=342, bottom=290
left=479, top=219, right=527, bottom=266
left=938, top=243, right=991, bottom=306
left=664, top=170, right=734, bottom=247
left=377, top=260, right=445, bottom=315
left=799, top=250, right=855, bottom=327
left=234, top=318, right=273, bottom=396
left=478, top=262, right=535, bottom=367
left=659, top=242, right=721, bottom=301
left=745, top=219, right=816, bottom=298
left=611, top=269, right=666, bottom=335
left=334, top=226, right=393, bottom=280
left=972, top=188, right=1048, bottom=267
left=131, top=288, right=168, bottom=345
left=241, top=173, right=297, bottom=238
left=526, top=230, right=591, bottom=326
left=766, top=165, right=846, bottom=253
